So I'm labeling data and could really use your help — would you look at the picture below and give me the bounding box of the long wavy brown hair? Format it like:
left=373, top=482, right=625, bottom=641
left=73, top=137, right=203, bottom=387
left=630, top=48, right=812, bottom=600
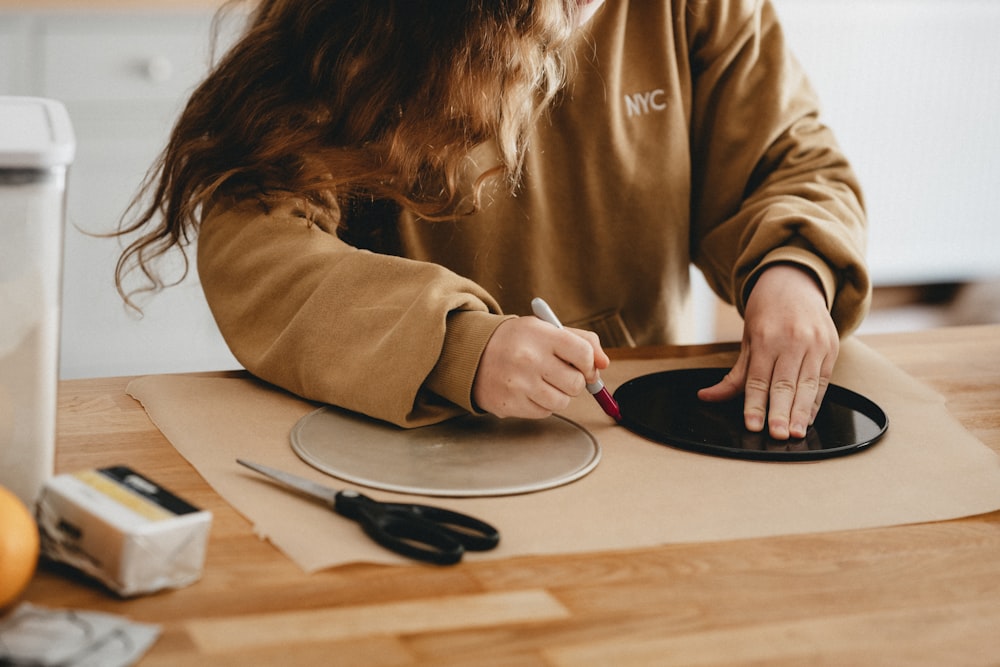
left=115, top=0, right=581, bottom=306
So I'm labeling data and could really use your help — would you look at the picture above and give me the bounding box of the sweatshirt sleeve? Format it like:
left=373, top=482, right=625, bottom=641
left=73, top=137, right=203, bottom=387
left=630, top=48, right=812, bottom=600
left=196, top=197, right=508, bottom=427
left=685, top=0, right=871, bottom=334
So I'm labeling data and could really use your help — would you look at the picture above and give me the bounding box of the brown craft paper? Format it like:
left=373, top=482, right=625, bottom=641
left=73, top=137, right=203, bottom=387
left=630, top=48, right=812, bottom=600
left=126, top=338, right=1000, bottom=571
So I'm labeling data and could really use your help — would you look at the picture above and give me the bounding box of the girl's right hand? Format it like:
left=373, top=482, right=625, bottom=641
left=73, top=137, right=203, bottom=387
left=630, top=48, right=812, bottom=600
left=472, top=316, right=609, bottom=419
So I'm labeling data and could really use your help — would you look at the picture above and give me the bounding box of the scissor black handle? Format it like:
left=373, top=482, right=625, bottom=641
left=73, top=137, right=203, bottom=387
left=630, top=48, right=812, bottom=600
left=334, top=490, right=500, bottom=565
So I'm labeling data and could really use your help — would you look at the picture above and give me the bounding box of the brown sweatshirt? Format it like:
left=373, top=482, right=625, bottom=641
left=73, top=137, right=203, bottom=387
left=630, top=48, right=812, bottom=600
left=197, top=0, right=870, bottom=427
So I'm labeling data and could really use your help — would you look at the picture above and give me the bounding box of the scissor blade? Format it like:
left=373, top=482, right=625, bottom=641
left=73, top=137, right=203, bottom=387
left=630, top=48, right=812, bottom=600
left=237, top=459, right=339, bottom=506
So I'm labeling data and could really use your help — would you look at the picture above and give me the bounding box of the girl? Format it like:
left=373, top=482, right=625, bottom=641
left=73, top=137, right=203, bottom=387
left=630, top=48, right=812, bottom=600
left=116, top=0, right=870, bottom=439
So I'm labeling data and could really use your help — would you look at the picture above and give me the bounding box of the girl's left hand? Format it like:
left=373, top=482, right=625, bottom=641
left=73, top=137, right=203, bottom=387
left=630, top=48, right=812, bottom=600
left=697, top=264, right=840, bottom=440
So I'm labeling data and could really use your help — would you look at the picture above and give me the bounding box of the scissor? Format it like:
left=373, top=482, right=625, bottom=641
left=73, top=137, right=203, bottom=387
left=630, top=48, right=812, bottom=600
left=236, top=459, right=500, bottom=565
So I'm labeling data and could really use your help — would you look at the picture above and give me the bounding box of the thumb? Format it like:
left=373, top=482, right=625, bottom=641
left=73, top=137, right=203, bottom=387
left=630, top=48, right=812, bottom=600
left=697, top=363, right=746, bottom=403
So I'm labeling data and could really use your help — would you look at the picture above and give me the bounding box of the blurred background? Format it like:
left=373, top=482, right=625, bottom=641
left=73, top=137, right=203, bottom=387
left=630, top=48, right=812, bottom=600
left=702, top=0, right=1000, bottom=342
left=2, top=0, right=998, bottom=379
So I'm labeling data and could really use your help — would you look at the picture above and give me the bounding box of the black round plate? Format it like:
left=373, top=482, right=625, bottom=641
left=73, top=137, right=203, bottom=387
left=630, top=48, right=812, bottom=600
left=613, top=368, right=889, bottom=461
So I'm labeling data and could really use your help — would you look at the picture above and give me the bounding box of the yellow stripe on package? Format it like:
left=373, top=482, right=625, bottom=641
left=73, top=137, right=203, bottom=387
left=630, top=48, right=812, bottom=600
left=36, top=466, right=212, bottom=597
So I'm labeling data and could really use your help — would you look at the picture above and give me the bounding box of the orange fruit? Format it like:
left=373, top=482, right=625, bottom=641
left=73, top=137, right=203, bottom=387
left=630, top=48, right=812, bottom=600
left=0, top=484, right=39, bottom=609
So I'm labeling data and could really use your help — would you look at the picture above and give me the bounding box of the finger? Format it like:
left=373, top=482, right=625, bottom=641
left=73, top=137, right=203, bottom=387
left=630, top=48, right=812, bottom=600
left=527, top=381, right=573, bottom=416
left=551, top=329, right=603, bottom=387
left=484, top=386, right=554, bottom=420
left=697, top=352, right=749, bottom=403
left=558, top=328, right=602, bottom=369
left=810, top=377, right=829, bottom=425
left=742, top=353, right=780, bottom=435
left=489, top=371, right=571, bottom=419
left=539, top=356, right=588, bottom=397
left=786, top=360, right=823, bottom=439
left=567, top=327, right=611, bottom=370
left=768, top=341, right=840, bottom=440
left=768, top=344, right=826, bottom=440
left=808, top=348, right=838, bottom=425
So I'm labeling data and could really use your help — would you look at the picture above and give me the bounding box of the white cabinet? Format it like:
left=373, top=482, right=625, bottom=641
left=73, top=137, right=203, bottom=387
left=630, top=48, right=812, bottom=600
left=1, top=10, right=241, bottom=378
left=0, top=16, right=28, bottom=94
left=39, top=16, right=214, bottom=104
left=773, top=0, right=1000, bottom=286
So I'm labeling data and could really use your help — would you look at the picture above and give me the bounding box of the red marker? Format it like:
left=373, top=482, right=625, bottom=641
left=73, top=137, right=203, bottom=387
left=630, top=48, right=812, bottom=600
left=530, top=297, right=623, bottom=423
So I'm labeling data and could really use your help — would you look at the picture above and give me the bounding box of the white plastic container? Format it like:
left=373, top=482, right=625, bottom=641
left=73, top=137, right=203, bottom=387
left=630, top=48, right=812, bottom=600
left=0, top=97, right=75, bottom=508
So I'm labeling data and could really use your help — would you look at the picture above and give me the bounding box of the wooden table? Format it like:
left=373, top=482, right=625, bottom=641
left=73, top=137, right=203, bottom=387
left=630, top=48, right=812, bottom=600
left=23, top=324, right=1000, bottom=665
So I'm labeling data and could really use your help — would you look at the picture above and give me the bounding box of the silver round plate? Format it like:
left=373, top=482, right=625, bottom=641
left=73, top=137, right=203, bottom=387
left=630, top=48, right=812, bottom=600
left=290, top=407, right=601, bottom=497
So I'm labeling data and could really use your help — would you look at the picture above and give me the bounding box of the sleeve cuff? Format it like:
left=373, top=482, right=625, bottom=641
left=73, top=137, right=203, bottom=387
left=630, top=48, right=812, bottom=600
left=739, top=247, right=837, bottom=314
left=424, top=310, right=515, bottom=414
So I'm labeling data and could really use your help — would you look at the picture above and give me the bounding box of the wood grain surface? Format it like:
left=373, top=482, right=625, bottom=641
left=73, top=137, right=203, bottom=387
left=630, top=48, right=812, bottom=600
left=20, top=325, right=1000, bottom=666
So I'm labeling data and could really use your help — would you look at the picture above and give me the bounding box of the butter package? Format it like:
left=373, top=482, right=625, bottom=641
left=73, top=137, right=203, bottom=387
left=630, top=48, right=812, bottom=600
left=36, top=466, right=212, bottom=597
